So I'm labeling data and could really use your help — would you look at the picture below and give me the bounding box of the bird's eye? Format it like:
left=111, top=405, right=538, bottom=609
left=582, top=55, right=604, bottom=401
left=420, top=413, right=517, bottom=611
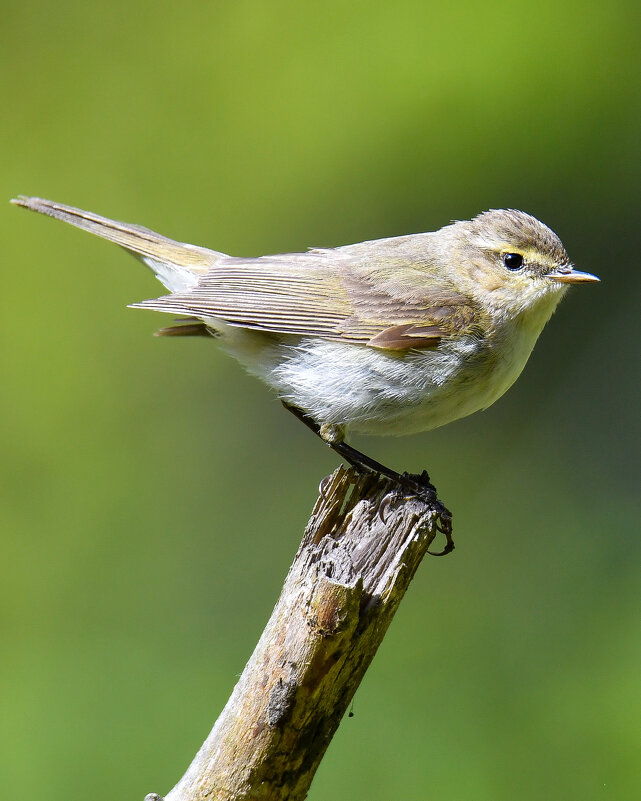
left=503, top=252, right=524, bottom=271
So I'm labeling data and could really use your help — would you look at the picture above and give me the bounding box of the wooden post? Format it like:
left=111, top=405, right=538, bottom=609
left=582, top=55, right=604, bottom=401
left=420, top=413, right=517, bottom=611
left=146, top=466, right=452, bottom=801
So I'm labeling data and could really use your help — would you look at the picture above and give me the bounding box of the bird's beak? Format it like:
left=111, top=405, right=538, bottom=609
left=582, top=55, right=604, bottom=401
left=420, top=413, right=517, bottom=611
left=547, top=268, right=600, bottom=284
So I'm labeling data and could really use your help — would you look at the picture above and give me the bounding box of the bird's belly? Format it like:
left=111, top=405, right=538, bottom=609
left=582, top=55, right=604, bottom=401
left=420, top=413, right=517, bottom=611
left=220, top=318, right=542, bottom=437
left=263, top=335, right=509, bottom=435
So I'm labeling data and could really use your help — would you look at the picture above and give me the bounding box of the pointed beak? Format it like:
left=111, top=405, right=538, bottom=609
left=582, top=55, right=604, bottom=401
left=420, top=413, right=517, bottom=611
left=547, top=268, right=600, bottom=284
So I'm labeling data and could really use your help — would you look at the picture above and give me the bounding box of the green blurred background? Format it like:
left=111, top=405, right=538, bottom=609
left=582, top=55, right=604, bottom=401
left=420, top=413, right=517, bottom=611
left=2, top=1, right=639, bottom=798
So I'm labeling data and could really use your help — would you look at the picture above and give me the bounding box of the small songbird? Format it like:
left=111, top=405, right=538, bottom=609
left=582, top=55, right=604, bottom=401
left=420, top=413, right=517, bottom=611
left=12, top=196, right=598, bottom=483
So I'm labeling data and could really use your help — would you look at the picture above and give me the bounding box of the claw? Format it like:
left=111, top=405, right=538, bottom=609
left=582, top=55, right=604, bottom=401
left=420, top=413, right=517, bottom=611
left=378, top=492, right=395, bottom=524
left=428, top=508, right=454, bottom=555
left=427, top=539, right=455, bottom=557
left=318, top=474, right=332, bottom=498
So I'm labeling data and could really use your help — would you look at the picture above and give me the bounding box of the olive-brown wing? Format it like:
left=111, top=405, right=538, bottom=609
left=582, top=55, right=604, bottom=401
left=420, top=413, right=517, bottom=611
left=132, top=252, right=480, bottom=350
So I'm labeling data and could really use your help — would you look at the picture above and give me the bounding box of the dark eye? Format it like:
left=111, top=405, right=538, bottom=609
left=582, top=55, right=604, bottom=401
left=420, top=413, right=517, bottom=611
left=503, top=252, right=524, bottom=271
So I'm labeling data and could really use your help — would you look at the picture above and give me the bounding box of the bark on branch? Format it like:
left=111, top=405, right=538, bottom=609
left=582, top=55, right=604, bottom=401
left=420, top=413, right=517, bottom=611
left=146, top=466, right=452, bottom=801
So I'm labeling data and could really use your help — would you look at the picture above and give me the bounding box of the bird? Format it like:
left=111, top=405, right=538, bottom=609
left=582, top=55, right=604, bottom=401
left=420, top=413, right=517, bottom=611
left=12, top=196, right=598, bottom=498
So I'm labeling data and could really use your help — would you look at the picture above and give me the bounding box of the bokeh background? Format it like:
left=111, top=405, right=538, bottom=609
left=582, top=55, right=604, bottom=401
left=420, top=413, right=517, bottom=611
left=2, top=1, right=640, bottom=799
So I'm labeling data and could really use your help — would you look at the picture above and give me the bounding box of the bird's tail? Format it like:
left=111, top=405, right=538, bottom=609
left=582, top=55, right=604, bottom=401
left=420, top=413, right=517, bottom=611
left=11, top=196, right=224, bottom=292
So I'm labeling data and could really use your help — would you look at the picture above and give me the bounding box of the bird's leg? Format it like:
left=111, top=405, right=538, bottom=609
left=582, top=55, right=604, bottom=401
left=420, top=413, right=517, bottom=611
left=281, top=401, right=454, bottom=555
left=282, top=402, right=400, bottom=477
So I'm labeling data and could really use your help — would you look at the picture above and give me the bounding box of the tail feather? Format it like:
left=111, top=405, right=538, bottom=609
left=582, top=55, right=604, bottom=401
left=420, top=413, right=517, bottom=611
left=154, top=319, right=215, bottom=337
left=11, top=196, right=223, bottom=281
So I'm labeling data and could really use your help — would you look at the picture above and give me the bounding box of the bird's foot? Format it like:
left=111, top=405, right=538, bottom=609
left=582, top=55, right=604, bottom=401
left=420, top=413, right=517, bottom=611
left=378, top=470, right=453, bottom=557
left=331, top=446, right=454, bottom=557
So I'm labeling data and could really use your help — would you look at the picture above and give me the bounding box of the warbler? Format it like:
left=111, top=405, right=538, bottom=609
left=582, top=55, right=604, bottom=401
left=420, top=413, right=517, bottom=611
left=12, top=197, right=598, bottom=479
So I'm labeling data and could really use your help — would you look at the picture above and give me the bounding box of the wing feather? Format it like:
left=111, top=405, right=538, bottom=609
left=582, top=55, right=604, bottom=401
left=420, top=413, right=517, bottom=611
left=131, top=249, right=481, bottom=350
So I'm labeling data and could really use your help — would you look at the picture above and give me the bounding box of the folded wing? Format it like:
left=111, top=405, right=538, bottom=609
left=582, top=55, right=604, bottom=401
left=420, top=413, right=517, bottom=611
left=133, top=249, right=481, bottom=351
